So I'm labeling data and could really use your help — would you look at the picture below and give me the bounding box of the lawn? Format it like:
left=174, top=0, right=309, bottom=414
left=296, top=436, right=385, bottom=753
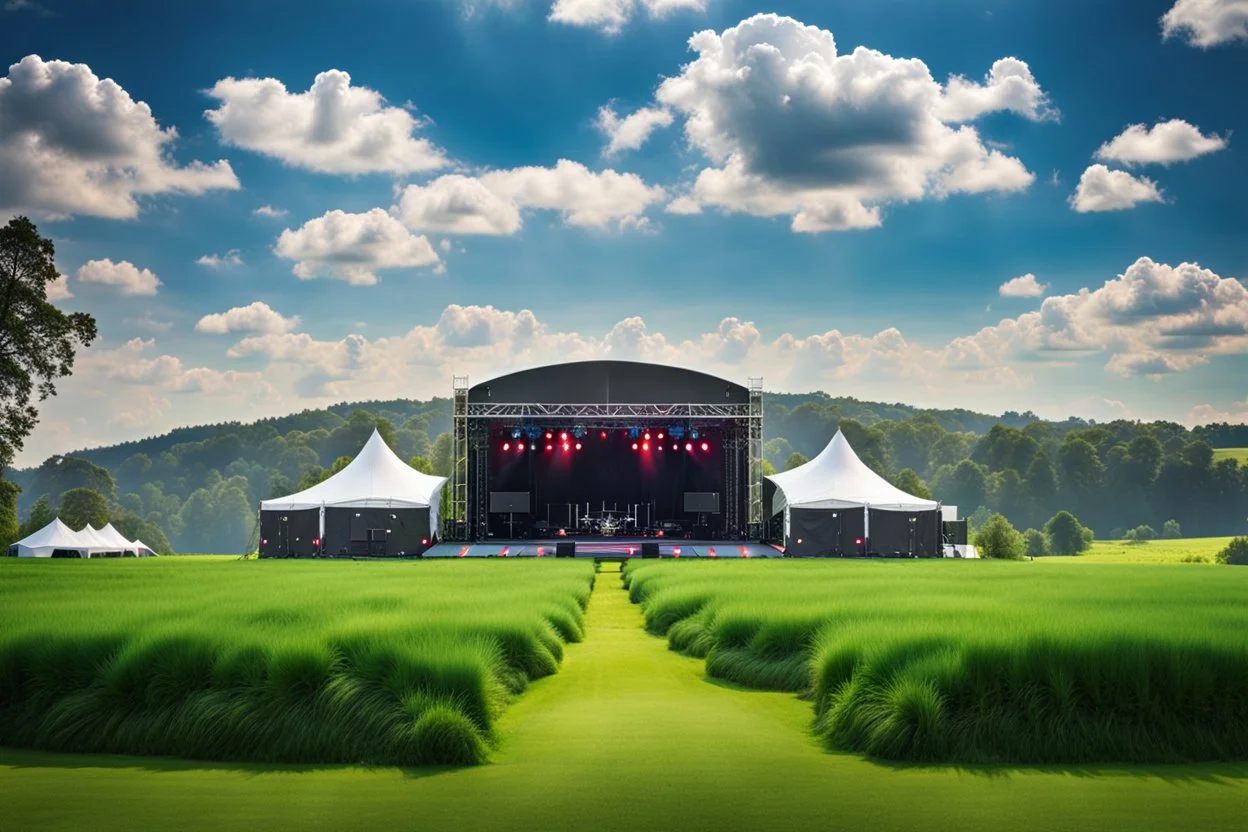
left=1064, top=537, right=1233, bottom=563
left=1213, top=447, right=1248, bottom=465
left=1, top=563, right=1245, bottom=832
left=624, top=558, right=1248, bottom=763
left=0, top=558, right=594, bottom=765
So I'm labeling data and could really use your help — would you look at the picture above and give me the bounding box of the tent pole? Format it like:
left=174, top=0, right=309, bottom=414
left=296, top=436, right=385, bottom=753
left=318, top=504, right=325, bottom=557
left=863, top=505, right=870, bottom=555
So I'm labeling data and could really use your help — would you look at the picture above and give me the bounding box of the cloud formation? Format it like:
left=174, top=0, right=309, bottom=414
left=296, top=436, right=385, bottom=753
left=195, top=250, right=244, bottom=268
left=205, top=69, right=448, bottom=174
left=596, top=104, right=674, bottom=156
left=1095, top=119, right=1228, bottom=165
left=999, top=274, right=1048, bottom=298
left=1070, top=165, right=1164, bottom=212
left=252, top=204, right=288, bottom=219
left=274, top=208, right=440, bottom=285
left=549, top=0, right=708, bottom=34
left=75, top=259, right=162, bottom=295
left=1162, top=0, right=1248, bottom=47
left=195, top=302, right=301, bottom=335
left=645, top=15, right=1043, bottom=232
left=0, top=55, right=239, bottom=219
left=393, top=175, right=523, bottom=235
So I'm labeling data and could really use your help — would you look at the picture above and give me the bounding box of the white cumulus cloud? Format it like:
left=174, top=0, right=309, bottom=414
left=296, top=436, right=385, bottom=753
left=1070, top=164, right=1164, bottom=212
left=195, top=301, right=300, bottom=335
left=1095, top=119, right=1228, bottom=166
left=549, top=0, right=708, bottom=34
left=999, top=274, right=1049, bottom=298
left=75, top=258, right=161, bottom=295
left=648, top=14, right=1042, bottom=233
left=274, top=208, right=440, bottom=285
left=205, top=69, right=448, bottom=175
left=0, top=55, right=239, bottom=220
left=1162, top=0, right=1248, bottom=47
left=46, top=273, right=72, bottom=300
left=596, top=104, right=674, bottom=156
left=478, top=159, right=665, bottom=229
left=195, top=249, right=243, bottom=268
left=393, top=174, right=523, bottom=235
left=252, top=204, right=288, bottom=219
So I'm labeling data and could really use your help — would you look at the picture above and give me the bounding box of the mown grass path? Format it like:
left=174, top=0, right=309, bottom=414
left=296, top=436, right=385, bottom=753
left=2, top=563, right=1246, bottom=831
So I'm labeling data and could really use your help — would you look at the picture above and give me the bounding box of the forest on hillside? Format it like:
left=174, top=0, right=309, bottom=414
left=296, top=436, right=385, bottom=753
left=4, top=392, right=1248, bottom=553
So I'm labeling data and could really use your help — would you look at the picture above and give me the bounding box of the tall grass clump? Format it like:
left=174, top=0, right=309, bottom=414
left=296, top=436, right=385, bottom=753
left=0, top=558, right=594, bottom=766
left=622, top=559, right=1248, bottom=763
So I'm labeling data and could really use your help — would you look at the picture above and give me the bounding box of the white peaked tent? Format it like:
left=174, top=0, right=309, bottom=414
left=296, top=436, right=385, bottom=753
left=259, top=430, right=447, bottom=557
left=765, top=430, right=943, bottom=556
left=82, top=525, right=119, bottom=550
left=7, top=518, right=91, bottom=558
left=98, top=523, right=138, bottom=550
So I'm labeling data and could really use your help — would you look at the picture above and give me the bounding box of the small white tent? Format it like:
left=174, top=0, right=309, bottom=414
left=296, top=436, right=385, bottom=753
left=766, top=430, right=942, bottom=556
left=7, top=518, right=92, bottom=558
left=98, top=523, right=138, bottom=551
left=260, top=430, right=447, bottom=557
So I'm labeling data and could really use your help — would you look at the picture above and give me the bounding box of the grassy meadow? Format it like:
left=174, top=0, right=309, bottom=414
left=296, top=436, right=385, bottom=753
left=0, top=558, right=594, bottom=766
left=624, top=558, right=1248, bottom=764
left=1062, top=537, right=1233, bottom=563
left=1213, top=448, right=1248, bottom=465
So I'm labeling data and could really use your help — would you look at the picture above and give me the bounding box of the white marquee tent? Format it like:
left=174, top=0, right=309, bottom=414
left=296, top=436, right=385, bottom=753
left=260, top=430, right=447, bottom=557
left=6, top=518, right=155, bottom=558
left=765, top=430, right=943, bottom=556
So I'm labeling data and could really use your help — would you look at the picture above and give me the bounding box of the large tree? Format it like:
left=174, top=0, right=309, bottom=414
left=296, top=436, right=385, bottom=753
left=57, top=487, right=110, bottom=530
left=0, top=217, right=98, bottom=470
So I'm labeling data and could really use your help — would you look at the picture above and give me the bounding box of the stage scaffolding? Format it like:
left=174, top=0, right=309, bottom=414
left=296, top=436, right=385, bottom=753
left=445, top=380, right=765, bottom=542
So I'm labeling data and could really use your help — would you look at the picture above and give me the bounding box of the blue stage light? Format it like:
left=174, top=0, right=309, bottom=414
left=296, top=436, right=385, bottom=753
left=669, top=426, right=685, bottom=440
left=690, top=428, right=700, bottom=440
left=511, top=428, right=522, bottom=439
left=629, top=427, right=641, bottom=440
left=526, top=426, right=543, bottom=440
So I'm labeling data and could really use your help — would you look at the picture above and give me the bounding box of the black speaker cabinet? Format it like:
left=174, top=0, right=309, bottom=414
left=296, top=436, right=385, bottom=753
left=556, top=541, right=576, bottom=559
left=641, top=542, right=660, bottom=559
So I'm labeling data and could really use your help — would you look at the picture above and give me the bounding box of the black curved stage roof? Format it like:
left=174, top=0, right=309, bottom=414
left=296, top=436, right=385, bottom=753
left=469, top=361, right=749, bottom=405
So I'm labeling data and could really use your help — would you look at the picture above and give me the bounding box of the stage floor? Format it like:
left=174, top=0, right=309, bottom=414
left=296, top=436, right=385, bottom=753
left=423, top=538, right=782, bottom=559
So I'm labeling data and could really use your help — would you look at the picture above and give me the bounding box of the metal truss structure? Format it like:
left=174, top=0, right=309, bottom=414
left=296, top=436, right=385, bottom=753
left=446, top=380, right=765, bottom=542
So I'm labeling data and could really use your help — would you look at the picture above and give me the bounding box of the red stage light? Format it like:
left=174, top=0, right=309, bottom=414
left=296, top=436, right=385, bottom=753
left=672, top=444, right=678, bottom=451
left=560, top=432, right=568, bottom=441
left=632, top=442, right=639, bottom=451
left=657, top=529, right=664, bottom=537
left=701, top=442, right=709, bottom=452
left=856, top=538, right=864, bottom=545
left=601, top=431, right=608, bottom=440
left=562, top=442, right=570, bottom=452
left=673, top=547, right=681, bottom=557
left=422, top=538, right=429, bottom=546
left=558, top=528, right=567, bottom=537
left=644, top=432, right=651, bottom=441
left=658, top=432, right=665, bottom=440
left=517, top=442, right=525, bottom=451
left=575, top=442, right=583, bottom=450
left=797, top=538, right=803, bottom=545
left=685, top=442, right=693, bottom=452
left=658, top=444, right=664, bottom=451
left=502, top=442, right=510, bottom=451
left=642, top=442, right=650, bottom=451
left=546, top=444, right=553, bottom=452
left=546, top=432, right=553, bottom=440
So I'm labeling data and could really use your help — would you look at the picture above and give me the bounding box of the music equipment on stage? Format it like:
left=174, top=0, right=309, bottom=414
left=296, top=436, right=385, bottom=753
left=641, top=542, right=659, bottom=559
left=556, top=542, right=576, bottom=558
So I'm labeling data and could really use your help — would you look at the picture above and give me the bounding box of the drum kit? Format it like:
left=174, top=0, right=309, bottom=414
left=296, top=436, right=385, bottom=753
left=579, top=509, right=633, bottom=536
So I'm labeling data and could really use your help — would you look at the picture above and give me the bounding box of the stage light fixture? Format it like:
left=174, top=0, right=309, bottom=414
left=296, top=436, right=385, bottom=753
left=670, top=426, right=685, bottom=439
left=672, top=444, right=678, bottom=451
left=691, top=428, right=700, bottom=439
left=632, top=442, right=639, bottom=451
left=685, top=442, right=693, bottom=452
left=546, top=432, right=553, bottom=440
left=573, top=427, right=586, bottom=439
left=562, top=442, right=570, bottom=452
left=600, top=431, right=608, bottom=440
left=517, top=442, right=526, bottom=451
left=527, top=426, right=542, bottom=440
left=546, top=444, right=553, bottom=452
left=701, top=442, right=709, bottom=452
left=560, top=432, right=568, bottom=441
left=510, top=428, right=522, bottom=439
left=657, top=432, right=665, bottom=440
left=575, top=442, right=583, bottom=450
left=629, top=427, right=641, bottom=440
left=503, top=442, right=511, bottom=451
left=644, top=432, right=651, bottom=441
left=642, top=442, right=650, bottom=451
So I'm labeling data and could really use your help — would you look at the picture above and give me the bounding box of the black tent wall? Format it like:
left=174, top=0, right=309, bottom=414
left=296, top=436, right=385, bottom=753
left=259, top=508, right=320, bottom=557
left=323, top=506, right=431, bottom=556
left=868, top=509, right=941, bottom=556
left=787, top=507, right=865, bottom=556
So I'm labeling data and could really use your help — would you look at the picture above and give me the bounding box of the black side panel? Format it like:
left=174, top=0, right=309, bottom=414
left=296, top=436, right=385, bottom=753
left=323, top=507, right=431, bottom=556
left=869, top=509, right=942, bottom=556
left=787, top=507, right=864, bottom=556
left=943, top=520, right=968, bottom=546
left=259, top=508, right=320, bottom=557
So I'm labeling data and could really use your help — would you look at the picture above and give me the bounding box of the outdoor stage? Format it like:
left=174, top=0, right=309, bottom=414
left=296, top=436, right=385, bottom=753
left=424, top=537, right=782, bottom=559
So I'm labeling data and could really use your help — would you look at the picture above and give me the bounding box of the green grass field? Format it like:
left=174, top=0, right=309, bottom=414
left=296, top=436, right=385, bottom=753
left=624, top=558, right=1248, bottom=763
left=1064, top=537, right=1233, bottom=563
left=1, top=563, right=1245, bottom=832
left=1213, top=448, right=1248, bottom=465
left=0, top=558, right=594, bottom=765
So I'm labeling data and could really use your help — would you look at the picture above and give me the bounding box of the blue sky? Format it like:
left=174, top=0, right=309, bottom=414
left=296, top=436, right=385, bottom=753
left=2, top=0, right=1246, bottom=465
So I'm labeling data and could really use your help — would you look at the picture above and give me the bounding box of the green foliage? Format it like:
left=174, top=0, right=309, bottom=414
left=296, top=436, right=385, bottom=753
left=408, top=455, right=435, bottom=475
left=0, top=478, right=19, bottom=546
left=17, top=494, right=53, bottom=538
left=0, top=217, right=98, bottom=470
left=0, top=559, right=595, bottom=765
left=974, top=513, right=1025, bottom=560
left=892, top=468, right=930, bottom=500
left=1217, top=537, right=1248, bottom=566
left=623, top=559, right=1248, bottom=763
left=784, top=452, right=808, bottom=471
left=56, top=488, right=108, bottom=530
left=176, top=479, right=252, bottom=554
left=1023, top=528, right=1050, bottom=558
left=1124, top=525, right=1157, bottom=542
left=1045, top=511, right=1093, bottom=555
left=1163, top=519, right=1182, bottom=539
